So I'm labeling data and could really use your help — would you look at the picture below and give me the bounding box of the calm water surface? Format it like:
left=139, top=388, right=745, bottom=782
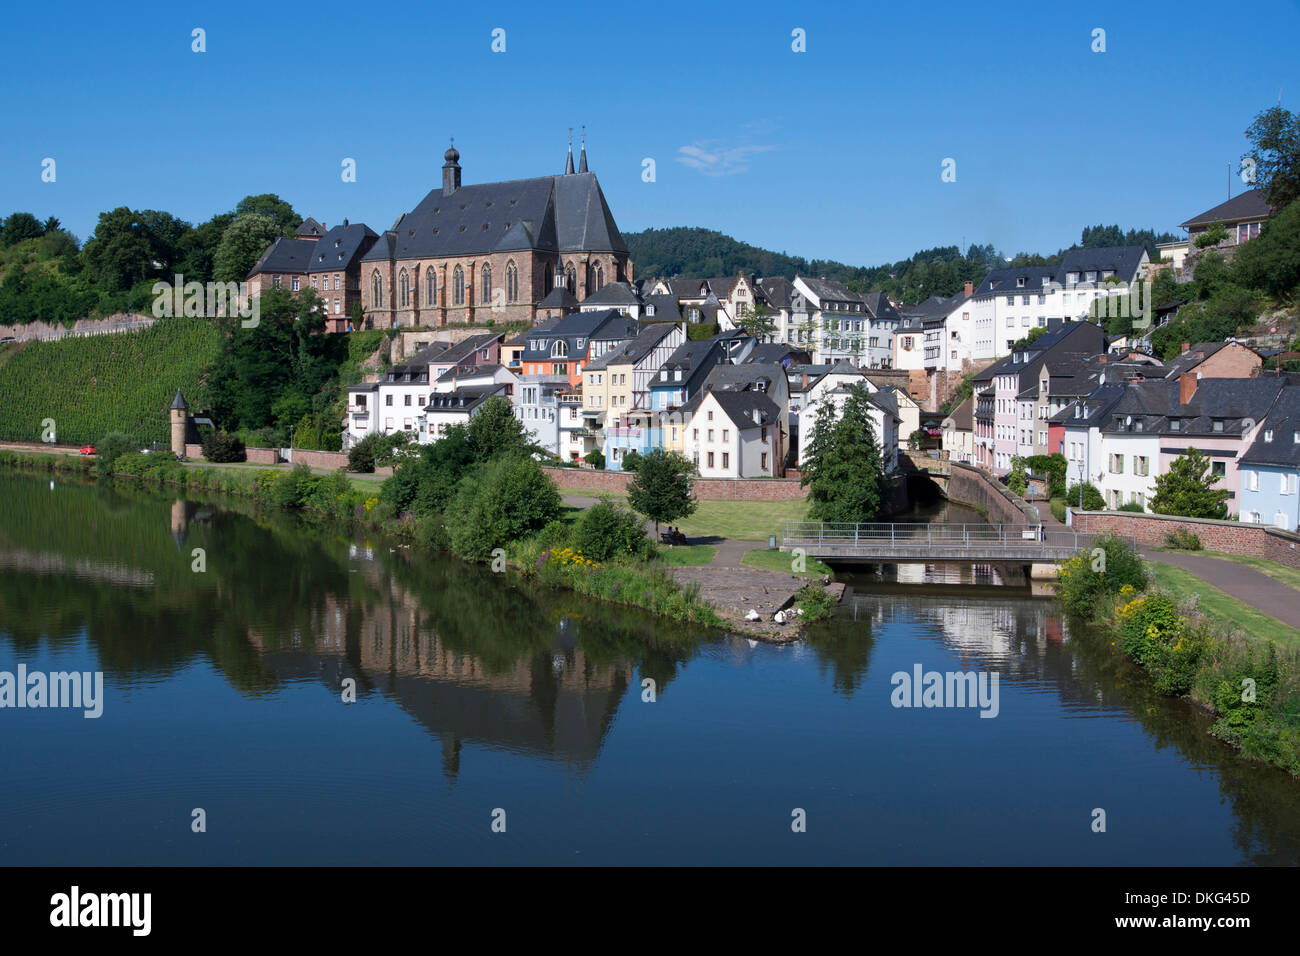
left=2, top=474, right=1299, bottom=865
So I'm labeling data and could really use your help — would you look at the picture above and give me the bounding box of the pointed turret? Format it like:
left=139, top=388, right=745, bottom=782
left=564, top=129, right=575, bottom=175
left=578, top=127, right=588, bottom=173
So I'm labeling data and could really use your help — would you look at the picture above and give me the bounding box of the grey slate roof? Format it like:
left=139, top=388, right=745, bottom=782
left=582, top=323, right=676, bottom=371
left=518, top=310, right=632, bottom=362
left=1058, top=245, right=1147, bottom=280
left=1181, top=189, right=1273, bottom=228
left=170, top=389, right=188, bottom=410
left=248, top=237, right=317, bottom=276
left=642, top=294, right=681, bottom=322
left=306, top=222, right=379, bottom=273
left=1241, top=387, right=1300, bottom=468
left=537, top=286, right=579, bottom=311
left=580, top=282, right=641, bottom=307
left=296, top=218, right=326, bottom=237
left=704, top=390, right=780, bottom=429
left=425, top=385, right=505, bottom=413
left=363, top=170, right=625, bottom=262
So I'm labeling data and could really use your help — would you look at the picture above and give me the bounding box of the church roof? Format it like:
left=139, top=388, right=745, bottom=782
left=363, top=169, right=626, bottom=263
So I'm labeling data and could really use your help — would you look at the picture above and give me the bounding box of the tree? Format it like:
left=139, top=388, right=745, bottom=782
left=907, top=428, right=926, bottom=450
left=445, top=455, right=562, bottom=561
left=213, top=213, right=280, bottom=283
left=1067, top=482, right=1105, bottom=511
left=627, top=448, right=698, bottom=535
left=1243, top=105, right=1300, bottom=211
left=1234, top=199, right=1300, bottom=300
left=80, top=207, right=189, bottom=291
left=234, top=194, right=301, bottom=235
left=801, top=384, right=884, bottom=524
left=1, top=212, right=44, bottom=246
left=735, top=302, right=777, bottom=341
left=1150, top=448, right=1231, bottom=519
left=466, top=396, right=532, bottom=460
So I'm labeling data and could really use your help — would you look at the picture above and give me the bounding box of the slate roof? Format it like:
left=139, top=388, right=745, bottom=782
left=582, top=323, right=677, bottom=371
left=975, top=265, right=1059, bottom=297
left=1241, top=387, right=1300, bottom=468
left=170, top=389, right=188, bottom=410
left=518, top=310, right=631, bottom=362
left=306, top=222, right=379, bottom=273
left=424, top=385, right=505, bottom=413
left=651, top=339, right=726, bottom=386
left=248, top=237, right=318, bottom=276
left=797, top=276, right=860, bottom=305
left=537, top=286, right=579, bottom=311
left=703, top=390, right=780, bottom=429
left=699, top=362, right=785, bottom=399
left=433, top=332, right=502, bottom=365
left=1058, top=245, right=1147, bottom=280
left=947, top=397, right=974, bottom=430
left=436, top=363, right=507, bottom=384
left=753, top=276, right=797, bottom=309
left=747, top=343, right=811, bottom=366
left=363, top=169, right=625, bottom=263
left=1063, top=377, right=1286, bottom=437
left=642, top=294, right=682, bottom=322
left=861, top=291, right=903, bottom=321
left=297, top=218, right=326, bottom=237
left=1181, top=189, right=1273, bottom=228
left=581, top=282, right=641, bottom=307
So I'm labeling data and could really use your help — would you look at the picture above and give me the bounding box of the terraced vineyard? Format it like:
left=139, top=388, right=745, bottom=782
left=0, top=318, right=221, bottom=446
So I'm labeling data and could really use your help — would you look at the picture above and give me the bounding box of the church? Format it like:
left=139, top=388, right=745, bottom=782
left=359, top=139, right=632, bottom=329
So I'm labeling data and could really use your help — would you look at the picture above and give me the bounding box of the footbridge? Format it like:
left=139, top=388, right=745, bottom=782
left=780, top=522, right=1115, bottom=563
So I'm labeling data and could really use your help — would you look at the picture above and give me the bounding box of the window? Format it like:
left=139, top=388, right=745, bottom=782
left=453, top=266, right=465, bottom=306
left=550, top=339, right=568, bottom=358
left=722, top=429, right=729, bottom=441
left=334, top=297, right=340, bottom=314
left=721, top=452, right=729, bottom=469
left=291, top=276, right=300, bottom=291
left=1110, top=453, right=1124, bottom=474
left=1282, top=474, right=1297, bottom=495
left=761, top=452, right=768, bottom=470
left=1169, top=418, right=1180, bottom=431
left=334, top=276, right=340, bottom=291
left=1244, top=470, right=1259, bottom=491
left=399, top=269, right=410, bottom=307
left=426, top=270, right=436, bottom=306
left=1211, top=460, right=1226, bottom=477
left=481, top=264, right=492, bottom=303
left=707, top=452, right=714, bottom=468
left=761, top=426, right=768, bottom=442
left=506, top=260, right=518, bottom=303
left=272, top=276, right=281, bottom=290
left=370, top=271, right=383, bottom=307
left=692, top=429, right=698, bottom=440
left=385, top=395, right=393, bottom=406
left=708, top=429, right=715, bottom=442
left=707, top=410, right=713, bottom=421
left=1135, top=456, right=1148, bottom=476
left=1212, top=419, right=1224, bottom=432
left=1006, top=296, right=1015, bottom=306
left=1265, top=429, right=1274, bottom=442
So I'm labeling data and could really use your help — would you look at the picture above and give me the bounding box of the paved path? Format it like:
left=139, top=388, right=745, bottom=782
left=1044, top=502, right=1300, bottom=631
left=1138, top=549, right=1300, bottom=631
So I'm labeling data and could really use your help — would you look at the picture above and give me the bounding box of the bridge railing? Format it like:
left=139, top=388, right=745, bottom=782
left=782, top=522, right=1134, bottom=553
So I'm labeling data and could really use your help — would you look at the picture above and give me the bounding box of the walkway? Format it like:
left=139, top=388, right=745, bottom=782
left=1042, top=502, right=1300, bottom=632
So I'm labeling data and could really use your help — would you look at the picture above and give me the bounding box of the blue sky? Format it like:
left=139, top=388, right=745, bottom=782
left=3, top=0, right=1298, bottom=269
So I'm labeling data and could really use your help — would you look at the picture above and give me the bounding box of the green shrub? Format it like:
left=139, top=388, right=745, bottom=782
left=201, top=431, right=246, bottom=463
left=1117, top=501, right=1146, bottom=513
left=1056, top=534, right=1149, bottom=618
left=95, top=432, right=137, bottom=475
left=585, top=449, right=606, bottom=470
left=574, top=497, right=653, bottom=561
left=795, top=584, right=838, bottom=621
left=1049, top=497, right=1067, bottom=524
left=1164, top=528, right=1202, bottom=550
left=621, top=449, right=642, bottom=472
left=445, top=455, right=563, bottom=562
left=1065, top=482, right=1105, bottom=511
left=347, top=434, right=379, bottom=473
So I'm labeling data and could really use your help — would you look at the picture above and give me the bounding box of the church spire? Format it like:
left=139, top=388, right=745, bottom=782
left=564, top=128, right=575, bottom=175
left=578, top=126, right=588, bottom=173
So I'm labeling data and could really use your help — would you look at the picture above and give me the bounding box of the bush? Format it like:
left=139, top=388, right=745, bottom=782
left=94, top=432, right=137, bottom=475
left=348, top=434, right=380, bottom=473
left=445, top=455, right=563, bottom=562
left=201, top=431, right=246, bottom=463
left=574, top=497, right=653, bottom=561
left=795, top=584, right=838, bottom=621
left=585, top=449, right=606, bottom=470
left=621, top=449, right=642, bottom=472
left=1065, top=482, right=1105, bottom=511
left=1056, top=533, right=1149, bottom=618
left=1049, top=497, right=1067, bottom=524
left=1117, top=501, right=1146, bottom=513
left=1164, top=528, right=1202, bottom=550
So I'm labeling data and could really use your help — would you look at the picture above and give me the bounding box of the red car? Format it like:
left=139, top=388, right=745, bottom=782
left=79, top=445, right=95, bottom=456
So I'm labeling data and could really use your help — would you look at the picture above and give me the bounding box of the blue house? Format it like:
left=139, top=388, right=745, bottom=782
left=1238, top=386, right=1300, bottom=530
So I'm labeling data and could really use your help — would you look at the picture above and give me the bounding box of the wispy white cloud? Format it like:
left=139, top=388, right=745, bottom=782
left=675, top=140, right=777, bottom=176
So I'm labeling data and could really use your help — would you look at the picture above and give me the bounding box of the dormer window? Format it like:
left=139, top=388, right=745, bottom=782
left=1016, top=277, right=1025, bottom=288
left=1265, top=429, right=1274, bottom=442
left=1213, top=419, right=1224, bottom=432
left=1170, top=419, right=1180, bottom=431
left=1085, top=271, right=1097, bottom=282
left=1067, top=272, right=1079, bottom=285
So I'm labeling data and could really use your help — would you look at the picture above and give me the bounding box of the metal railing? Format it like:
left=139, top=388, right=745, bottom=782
left=781, top=522, right=1133, bottom=558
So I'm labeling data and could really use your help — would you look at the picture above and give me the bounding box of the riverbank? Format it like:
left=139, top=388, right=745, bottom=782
left=1057, top=536, right=1300, bottom=776
left=0, top=448, right=838, bottom=641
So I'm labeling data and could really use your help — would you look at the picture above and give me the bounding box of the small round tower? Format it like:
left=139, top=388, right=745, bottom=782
left=169, top=389, right=188, bottom=457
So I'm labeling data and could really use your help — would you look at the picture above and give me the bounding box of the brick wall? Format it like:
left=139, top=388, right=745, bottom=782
left=542, top=466, right=808, bottom=500
left=1072, top=510, right=1300, bottom=570
left=945, top=462, right=1036, bottom=525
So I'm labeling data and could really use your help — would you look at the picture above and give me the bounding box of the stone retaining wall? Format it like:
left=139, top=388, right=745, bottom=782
left=1071, top=510, right=1300, bottom=569
left=944, top=462, right=1036, bottom=525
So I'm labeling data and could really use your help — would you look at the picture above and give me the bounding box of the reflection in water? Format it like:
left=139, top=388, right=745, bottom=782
left=2, top=474, right=1300, bottom=865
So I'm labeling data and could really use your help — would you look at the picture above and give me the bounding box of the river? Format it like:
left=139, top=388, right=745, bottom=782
left=2, top=473, right=1299, bottom=865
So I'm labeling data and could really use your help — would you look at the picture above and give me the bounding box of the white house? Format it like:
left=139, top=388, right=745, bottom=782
left=684, top=391, right=782, bottom=478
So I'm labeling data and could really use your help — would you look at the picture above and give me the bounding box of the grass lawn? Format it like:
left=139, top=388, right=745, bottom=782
left=741, top=547, right=832, bottom=578
left=676, top=498, right=811, bottom=541
left=556, top=486, right=626, bottom=499
left=652, top=544, right=717, bottom=567
left=1149, top=562, right=1300, bottom=650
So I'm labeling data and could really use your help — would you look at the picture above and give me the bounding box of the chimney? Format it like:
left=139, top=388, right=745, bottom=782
left=964, top=281, right=973, bottom=297
left=1098, top=354, right=1107, bottom=364
left=1179, top=371, right=1198, bottom=405
left=1181, top=341, right=1190, bottom=354
left=802, top=373, right=808, bottom=389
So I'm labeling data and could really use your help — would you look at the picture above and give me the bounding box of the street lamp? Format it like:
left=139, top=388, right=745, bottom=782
left=1077, top=459, right=1086, bottom=510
